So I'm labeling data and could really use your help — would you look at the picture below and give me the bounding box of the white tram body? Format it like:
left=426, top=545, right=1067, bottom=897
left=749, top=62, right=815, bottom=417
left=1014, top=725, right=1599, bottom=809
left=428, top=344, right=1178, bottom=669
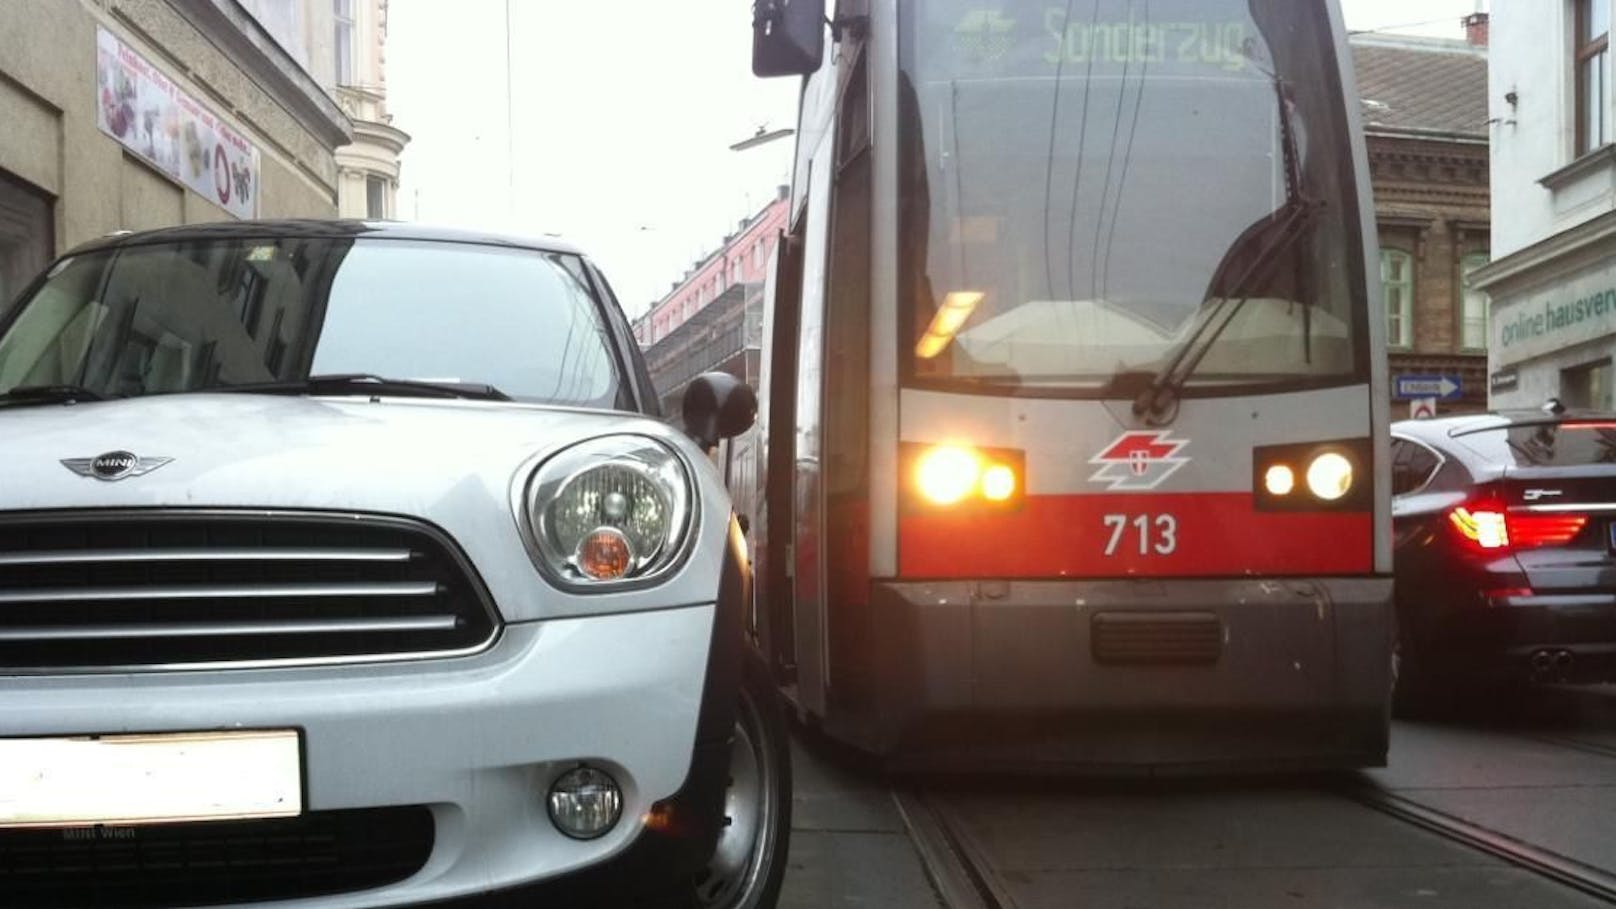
left=745, top=0, right=1393, bottom=770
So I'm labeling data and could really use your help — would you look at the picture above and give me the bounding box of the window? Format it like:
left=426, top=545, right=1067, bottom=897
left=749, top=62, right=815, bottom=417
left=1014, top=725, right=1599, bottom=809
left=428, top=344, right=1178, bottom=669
left=1381, top=249, right=1414, bottom=348
left=334, top=0, right=356, bottom=86
left=0, top=169, right=52, bottom=316
left=754, top=240, right=765, bottom=271
left=1563, top=358, right=1614, bottom=410
left=1389, top=438, right=1442, bottom=496
left=1577, top=0, right=1610, bottom=156
left=365, top=175, right=386, bottom=220
left=1460, top=252, right=1490, bottom=350
left=732, top=258, right=744, bottom=285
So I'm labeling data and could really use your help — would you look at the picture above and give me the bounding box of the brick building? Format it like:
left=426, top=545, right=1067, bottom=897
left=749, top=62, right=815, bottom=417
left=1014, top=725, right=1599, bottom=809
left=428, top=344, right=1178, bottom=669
left=1351, top=26, right=1492, bottom=417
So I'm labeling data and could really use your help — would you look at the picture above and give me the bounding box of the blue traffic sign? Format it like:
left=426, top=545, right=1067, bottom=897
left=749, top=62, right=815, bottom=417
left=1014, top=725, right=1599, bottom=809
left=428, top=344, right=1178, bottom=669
left=1394, top=374, right=1463, bottom=400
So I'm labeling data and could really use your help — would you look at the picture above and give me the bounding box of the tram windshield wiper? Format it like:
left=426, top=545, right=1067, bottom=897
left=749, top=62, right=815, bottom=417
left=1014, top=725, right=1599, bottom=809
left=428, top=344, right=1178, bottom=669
left=1127, top=73, right=1323, bottom=426
left=0, top=384, right=107, bottom=408
left=206, top=373, right=512, bottom=402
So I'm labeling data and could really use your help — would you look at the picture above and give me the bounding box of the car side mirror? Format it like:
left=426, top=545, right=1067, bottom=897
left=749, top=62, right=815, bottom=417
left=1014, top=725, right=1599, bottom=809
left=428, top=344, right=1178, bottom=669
left=752, top=0, right=825, bottom=77
left=682, top=372, right=757, bottom=451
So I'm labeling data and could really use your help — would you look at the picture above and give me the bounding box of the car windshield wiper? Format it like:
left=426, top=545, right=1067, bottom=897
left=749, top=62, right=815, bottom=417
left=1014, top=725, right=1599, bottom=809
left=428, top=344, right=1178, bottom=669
left=0, top=384, right=107, bottom=407
left=206, top=373, right=511, bottom=402
left=1128, top=72, right=1323, bottom=426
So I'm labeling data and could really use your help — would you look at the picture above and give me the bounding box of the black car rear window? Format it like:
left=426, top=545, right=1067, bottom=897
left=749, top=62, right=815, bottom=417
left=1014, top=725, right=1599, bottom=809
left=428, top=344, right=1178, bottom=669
left=1454, top=421, right=1616, bottom=467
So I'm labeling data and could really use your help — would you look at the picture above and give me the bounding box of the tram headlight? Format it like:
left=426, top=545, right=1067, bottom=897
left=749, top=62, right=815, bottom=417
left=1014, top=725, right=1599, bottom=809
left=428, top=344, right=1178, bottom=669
left=522, top=435, right=694, bottom=588
left=1305, top=452, right=1354, bottom=501
left=1263, top=464, right=1296, bottom=496
left=1253, top=439, right=1370, bottom=512
left=916, top=445, right=982, bottom=505
left=910, top=443, right=1024, bottom=509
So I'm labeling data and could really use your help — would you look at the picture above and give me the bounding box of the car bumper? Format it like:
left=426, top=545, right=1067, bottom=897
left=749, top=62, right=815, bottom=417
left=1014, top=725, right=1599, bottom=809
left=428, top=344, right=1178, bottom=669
left=814, top=577, right=1392, bottom=772
left=1440, top=592, right=1616, bottom=682
left=1, top=605, right=718, bottom=908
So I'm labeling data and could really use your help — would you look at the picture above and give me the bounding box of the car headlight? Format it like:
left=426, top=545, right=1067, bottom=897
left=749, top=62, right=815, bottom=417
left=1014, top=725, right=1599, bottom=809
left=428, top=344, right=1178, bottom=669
left=522, top=435, right=695, bottom=588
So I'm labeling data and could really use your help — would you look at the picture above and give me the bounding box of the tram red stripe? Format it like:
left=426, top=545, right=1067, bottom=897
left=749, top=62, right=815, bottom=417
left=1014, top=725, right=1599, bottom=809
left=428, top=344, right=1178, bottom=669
left=898, top=492, right=1372, bottom=578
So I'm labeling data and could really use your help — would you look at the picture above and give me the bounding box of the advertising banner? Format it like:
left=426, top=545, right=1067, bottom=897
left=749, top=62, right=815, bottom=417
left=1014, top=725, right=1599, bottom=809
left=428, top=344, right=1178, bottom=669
left=96, top=27, right=260, bottom=219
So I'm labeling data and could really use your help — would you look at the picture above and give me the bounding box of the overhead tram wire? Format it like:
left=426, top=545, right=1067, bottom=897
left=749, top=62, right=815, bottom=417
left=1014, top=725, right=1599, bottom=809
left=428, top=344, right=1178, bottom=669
left=1093, top=0, right=1149, bottom=305
left=1041, top=0, right=1080, bottom=304
left=1063, top=0, right=1107, bottom=304
left=1086, top=0, right=1136, bottom=304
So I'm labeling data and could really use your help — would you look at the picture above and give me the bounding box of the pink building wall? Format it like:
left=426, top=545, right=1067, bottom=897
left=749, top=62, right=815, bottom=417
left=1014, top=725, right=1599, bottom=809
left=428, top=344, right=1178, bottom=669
left=635, top=194, right=789, bottom=347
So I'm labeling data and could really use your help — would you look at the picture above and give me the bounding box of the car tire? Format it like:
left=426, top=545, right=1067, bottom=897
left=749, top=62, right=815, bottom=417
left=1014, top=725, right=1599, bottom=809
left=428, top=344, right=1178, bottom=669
left=688, top=659, right=792, bottom=909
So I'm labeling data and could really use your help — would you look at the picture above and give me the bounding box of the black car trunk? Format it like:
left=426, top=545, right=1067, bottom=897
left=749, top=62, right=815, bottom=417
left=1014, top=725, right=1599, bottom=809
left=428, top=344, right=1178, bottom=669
left=1502, top=465, right=1616, bottom=594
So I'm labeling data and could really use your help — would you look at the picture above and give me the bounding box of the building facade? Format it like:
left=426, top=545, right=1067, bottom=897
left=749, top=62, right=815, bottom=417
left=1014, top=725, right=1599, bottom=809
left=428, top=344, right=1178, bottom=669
left=0, top=0, right=352, bottom=312
left=332, top=0, right=408, bottom=219
left=1351, top=27, right=1492, bottom=419
left=634, top=190, right=790, bottom=349
left=1474, top=0, right=1616, bottom=411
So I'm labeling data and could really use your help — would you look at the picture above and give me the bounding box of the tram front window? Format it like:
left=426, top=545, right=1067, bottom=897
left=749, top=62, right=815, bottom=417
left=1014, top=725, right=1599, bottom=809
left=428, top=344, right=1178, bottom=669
left=900, top=0, right=1368, bottom=395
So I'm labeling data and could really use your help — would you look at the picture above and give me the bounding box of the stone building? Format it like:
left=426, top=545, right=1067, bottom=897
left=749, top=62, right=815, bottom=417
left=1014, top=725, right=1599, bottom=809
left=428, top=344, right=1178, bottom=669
left=0, top=0, right=352, bottom=311
left=331, top=0, right=408, bottom=219
left=1351, top=24, right=1492, bottom=418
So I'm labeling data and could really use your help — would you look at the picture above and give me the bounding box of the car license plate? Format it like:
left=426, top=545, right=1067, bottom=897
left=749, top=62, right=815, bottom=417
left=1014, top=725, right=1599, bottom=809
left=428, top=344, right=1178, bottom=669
left=0, top=730, right=302, bottom=828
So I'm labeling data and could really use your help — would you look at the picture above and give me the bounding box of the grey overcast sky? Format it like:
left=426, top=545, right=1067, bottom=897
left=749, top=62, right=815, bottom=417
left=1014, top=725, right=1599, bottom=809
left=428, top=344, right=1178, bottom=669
left=388, top=0, right=1485, bottom=318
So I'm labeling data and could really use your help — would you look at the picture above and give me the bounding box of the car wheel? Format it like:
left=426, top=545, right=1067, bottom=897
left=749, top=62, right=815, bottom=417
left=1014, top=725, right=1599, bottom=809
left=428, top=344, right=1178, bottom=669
left=690, top=666, right=791, bottom=909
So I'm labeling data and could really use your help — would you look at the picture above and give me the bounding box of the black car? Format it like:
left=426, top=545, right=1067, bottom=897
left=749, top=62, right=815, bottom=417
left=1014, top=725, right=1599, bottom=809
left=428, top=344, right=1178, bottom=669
left=1391, top=409, right=1616, bottom=711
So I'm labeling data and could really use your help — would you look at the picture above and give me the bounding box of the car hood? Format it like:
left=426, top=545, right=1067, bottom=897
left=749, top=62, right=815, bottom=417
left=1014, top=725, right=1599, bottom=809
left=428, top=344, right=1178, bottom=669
left=0, top=393, right=673, bottom=508
left=0, top=394, right=730, bottom=622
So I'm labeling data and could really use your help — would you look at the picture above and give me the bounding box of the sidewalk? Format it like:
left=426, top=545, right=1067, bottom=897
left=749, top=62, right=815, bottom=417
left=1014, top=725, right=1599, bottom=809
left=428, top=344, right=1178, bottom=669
left=776, top=732, right=943, bottom=908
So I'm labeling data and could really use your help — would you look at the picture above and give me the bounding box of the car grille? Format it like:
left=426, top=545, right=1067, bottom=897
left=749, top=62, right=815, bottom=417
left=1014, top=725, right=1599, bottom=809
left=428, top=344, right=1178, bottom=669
left=0, top=806, right=433, bottom=908
left=0, top=511, right=498, bottom=671
left=1091, top=611, right=1223, bottom=666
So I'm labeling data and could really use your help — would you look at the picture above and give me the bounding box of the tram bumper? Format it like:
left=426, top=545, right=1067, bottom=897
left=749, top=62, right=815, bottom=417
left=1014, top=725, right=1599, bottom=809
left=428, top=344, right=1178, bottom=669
left=827, top=577, right=1392, bottom=774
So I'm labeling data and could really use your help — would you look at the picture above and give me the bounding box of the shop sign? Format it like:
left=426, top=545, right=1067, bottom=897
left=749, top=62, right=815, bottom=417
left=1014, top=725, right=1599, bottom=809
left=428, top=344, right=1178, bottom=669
left=95, top=27, right=260, bottom=219
left=1493, top=260, right=1616, bottom=367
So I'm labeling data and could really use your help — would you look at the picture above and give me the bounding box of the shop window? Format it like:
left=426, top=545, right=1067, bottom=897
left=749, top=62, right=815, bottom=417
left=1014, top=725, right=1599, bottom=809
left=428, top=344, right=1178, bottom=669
left=1460, top=252, right=1490, bottom=350
left=1380, top=249, right=1414, bottom=348
left=0, top=170, right=53, bottom=315
left=1563, top=358, right=1614, bottom=411
left=1576, top=0, right=1611, bottom=156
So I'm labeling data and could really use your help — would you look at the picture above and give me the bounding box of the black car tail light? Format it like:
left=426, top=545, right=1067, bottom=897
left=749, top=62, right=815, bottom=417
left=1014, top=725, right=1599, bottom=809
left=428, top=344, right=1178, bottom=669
left=1447, top=492, right=1589, bottom=553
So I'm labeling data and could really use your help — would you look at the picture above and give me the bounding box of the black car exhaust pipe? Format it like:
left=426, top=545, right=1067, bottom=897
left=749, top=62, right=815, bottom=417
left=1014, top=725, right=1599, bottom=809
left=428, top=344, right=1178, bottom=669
left=1530, top=649, right=1555, bottom=682
left=1554, top=649, right=1576, bottom=684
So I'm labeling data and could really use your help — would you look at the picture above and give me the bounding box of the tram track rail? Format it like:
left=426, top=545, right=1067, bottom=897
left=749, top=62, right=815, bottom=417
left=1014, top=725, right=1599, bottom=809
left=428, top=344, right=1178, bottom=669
left=896, top=775, right=1616, bottom=909
left=1344, top=782, right=1616, bottom=905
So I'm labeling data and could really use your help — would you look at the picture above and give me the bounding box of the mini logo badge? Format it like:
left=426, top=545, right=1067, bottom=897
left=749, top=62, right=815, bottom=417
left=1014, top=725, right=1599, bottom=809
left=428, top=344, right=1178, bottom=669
left=1089, top=431, right=1190, bottom=491
left=61, top=451, right=173, bottom=481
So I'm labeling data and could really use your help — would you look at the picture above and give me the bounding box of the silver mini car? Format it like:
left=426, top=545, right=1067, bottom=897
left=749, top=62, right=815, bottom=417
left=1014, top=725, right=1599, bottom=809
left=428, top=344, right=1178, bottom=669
left=0, top=221, right=789, bottom=908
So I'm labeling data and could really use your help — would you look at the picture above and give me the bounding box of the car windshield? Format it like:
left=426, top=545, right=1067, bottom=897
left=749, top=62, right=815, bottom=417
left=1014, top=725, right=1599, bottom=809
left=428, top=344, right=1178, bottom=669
left=0, top=236, right=625, bottom=408
left=899, top=0, right=1367, bottom=395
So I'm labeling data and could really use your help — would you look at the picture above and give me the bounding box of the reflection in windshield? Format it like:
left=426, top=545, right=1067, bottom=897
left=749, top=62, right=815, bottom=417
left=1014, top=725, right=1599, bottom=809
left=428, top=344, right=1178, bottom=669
left=900, top=0, right=1366, bottom=395
left=0, top=237, right=624, bottom=408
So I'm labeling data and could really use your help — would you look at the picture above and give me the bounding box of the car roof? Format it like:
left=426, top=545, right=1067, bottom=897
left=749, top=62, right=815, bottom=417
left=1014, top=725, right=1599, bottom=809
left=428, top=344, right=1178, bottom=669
left=65, top=219, right=587, bottom=257
left=1392, top=410, right=1616, bottom=438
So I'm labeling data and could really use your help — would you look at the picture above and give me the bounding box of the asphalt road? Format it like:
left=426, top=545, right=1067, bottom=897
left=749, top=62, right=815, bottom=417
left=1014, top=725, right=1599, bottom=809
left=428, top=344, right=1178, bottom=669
left=778, top=686, right=1616, bottom=909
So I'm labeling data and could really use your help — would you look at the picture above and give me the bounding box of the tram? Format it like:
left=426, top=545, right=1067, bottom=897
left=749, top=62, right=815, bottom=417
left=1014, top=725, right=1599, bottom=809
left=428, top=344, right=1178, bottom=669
left=739, top=0, right=1392, bottom=770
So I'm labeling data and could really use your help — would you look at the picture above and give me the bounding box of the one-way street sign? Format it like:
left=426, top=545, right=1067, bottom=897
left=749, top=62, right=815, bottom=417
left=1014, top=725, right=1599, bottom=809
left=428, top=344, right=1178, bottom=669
left=1394, top=374, right=1462, bottom=400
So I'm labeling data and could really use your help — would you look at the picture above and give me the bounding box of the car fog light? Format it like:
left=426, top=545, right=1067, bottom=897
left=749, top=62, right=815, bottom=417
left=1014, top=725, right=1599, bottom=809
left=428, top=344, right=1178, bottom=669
left=548, top=766, right=622, bottom=840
